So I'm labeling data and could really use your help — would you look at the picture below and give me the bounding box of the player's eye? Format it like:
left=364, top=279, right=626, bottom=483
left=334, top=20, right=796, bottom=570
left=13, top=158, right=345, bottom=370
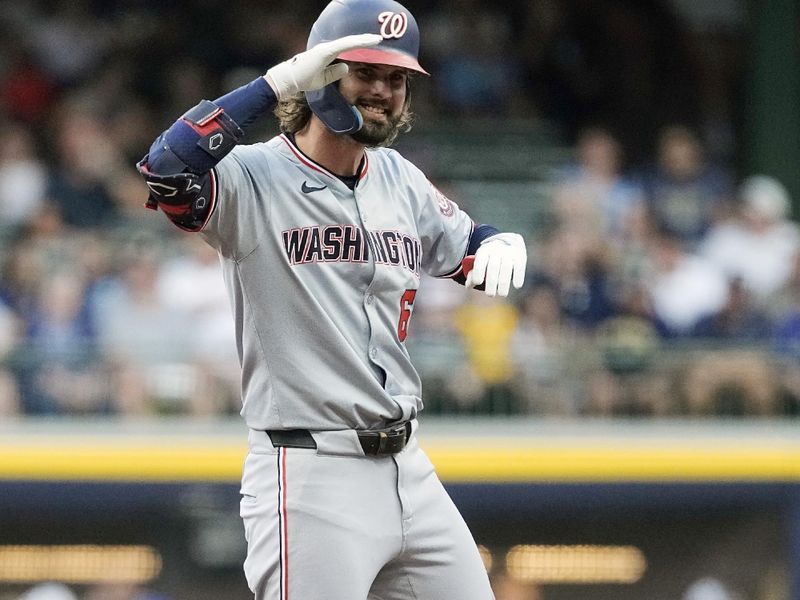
left=356, top=68, right=374, bottom=81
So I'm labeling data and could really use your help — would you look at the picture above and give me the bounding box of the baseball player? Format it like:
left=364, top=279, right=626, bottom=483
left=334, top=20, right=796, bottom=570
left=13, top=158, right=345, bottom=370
left=137, top=0, right=526, bottom=598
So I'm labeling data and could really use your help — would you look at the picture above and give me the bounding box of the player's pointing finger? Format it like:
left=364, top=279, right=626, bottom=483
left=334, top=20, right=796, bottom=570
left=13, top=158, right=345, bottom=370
left=496, top=256, right=514, bottom=297
left=468, top=249, right=489, bottom=288
left=483, top=252, right=502, bottom=296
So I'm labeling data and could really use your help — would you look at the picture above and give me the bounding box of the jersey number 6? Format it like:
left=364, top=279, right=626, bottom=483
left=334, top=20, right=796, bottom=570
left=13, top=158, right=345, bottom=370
left=397, top=289, right=417, bottom=342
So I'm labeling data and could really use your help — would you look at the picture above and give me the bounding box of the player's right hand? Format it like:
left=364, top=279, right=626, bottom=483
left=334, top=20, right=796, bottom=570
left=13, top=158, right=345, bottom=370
left=265, top=34, right=383, bottom=101
left=464, top=232, right=527, bottom=297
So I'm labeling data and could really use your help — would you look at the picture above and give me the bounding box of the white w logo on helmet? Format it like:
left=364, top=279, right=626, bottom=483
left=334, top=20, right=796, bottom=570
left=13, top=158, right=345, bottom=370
left=378, top=11, right=408, bottom=39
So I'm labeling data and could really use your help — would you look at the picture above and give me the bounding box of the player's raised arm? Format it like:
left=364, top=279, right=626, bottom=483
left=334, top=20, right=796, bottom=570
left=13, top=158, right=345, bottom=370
left=135, top=34, right=382, bottom=231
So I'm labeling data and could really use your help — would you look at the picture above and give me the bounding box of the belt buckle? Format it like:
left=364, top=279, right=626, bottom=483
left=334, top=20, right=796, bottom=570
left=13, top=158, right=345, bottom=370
left=377, top=431, right=391, bottom=454
left=377, top=423, right=408, bottom=454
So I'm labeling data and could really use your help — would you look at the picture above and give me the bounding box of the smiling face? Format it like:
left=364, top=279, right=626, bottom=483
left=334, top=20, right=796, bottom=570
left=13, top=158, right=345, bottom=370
left=337, top=62, right=410, bottom=147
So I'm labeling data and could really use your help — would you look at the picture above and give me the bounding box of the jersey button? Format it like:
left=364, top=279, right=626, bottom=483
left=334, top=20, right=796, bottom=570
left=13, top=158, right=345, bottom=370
left=362, top=211, right=368, bottom=222
left=369, top=347, right=378, bottom=359
left=366, top=294, right=374, bottom=305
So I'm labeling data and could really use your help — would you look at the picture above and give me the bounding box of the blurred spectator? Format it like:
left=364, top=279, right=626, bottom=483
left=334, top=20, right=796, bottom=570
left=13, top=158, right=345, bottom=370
left=701, top=175, right=800, bottom=303
left=0, top=123, right=47, bottom=231
left=20, top=270, right=107, bottom=415
left=78, top=55, right=162, bottom=166
left=155, top=237, right=240, bottom=414
left=686, top=212, right=783, bottom=417
left=536, top=229, right=617, bottom=330
left=1, top=199, right=88, bottom=318
left=642, top=125, right=733, bottom=247
left=544, top=125, right=657, bottom=343
left=691, top=277, right=772, bottom=343
left=643, top=228, right=729, bottom=337
left=454, top=293, right=519, bottom=414
left=586, top=314, right=670, bottom=416
left=552, top=126, right=647, bottom=249
left=156, top=237, right=236, bottom=365
left=46, top=101, right=125, bottom=229
left=511, top=276, right=581, bottom=415
left=91, top=251, right=194, bottom=416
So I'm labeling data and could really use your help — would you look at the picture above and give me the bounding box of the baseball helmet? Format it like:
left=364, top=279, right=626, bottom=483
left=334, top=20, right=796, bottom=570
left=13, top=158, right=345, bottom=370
left=306, top=0, right=428, bottom=135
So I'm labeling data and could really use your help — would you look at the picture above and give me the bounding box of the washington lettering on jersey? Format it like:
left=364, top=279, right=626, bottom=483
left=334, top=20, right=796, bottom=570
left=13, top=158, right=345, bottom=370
left=282, top=224, right=421, bottom=275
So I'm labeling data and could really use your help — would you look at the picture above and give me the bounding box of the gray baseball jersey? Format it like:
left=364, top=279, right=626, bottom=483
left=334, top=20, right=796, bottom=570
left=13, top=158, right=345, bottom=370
left=202, top=133, right=472, bottom=431
left=199, top=133, right=493, bottom=600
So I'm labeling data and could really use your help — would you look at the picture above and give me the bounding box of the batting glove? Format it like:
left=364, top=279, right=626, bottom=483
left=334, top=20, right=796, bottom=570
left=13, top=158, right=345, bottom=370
left=265, top=34, right=383, bottom=101
left=464, top=233, right=527, bottom=297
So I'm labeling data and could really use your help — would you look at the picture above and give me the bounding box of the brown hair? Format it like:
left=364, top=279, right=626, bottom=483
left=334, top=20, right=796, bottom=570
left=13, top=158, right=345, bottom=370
left=274, top=94, right=314, bottom=135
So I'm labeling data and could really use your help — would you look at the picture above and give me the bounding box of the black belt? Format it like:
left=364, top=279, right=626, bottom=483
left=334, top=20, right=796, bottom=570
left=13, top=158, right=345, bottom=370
left=266, top=422, right=411, bottom=456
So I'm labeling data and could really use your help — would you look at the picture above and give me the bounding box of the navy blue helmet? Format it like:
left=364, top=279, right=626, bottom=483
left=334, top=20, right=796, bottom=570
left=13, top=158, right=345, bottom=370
left=305, top=0, right=428, bottom=134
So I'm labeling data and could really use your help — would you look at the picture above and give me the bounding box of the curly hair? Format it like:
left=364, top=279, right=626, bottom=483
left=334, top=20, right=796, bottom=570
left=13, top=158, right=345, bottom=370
left=273, top=86, right=414, bottom=148
left=274, top=94, right=314, bottom=135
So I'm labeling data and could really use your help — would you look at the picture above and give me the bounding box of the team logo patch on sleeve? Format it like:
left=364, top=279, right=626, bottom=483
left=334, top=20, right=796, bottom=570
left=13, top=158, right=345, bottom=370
left=432, top=186, right=455, bottom=217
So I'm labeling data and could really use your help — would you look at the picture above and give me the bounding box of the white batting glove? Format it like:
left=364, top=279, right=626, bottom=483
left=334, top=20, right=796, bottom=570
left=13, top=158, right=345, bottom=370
left=464, top=233, right=527, bottom=297
left=265, top=34, right=383, bottom=101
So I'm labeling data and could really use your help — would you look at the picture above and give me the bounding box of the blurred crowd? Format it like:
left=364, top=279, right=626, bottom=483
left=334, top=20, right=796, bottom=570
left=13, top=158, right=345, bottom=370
left=0, top=0, right=796, bottom=420
left=412, top=125, right=800, bottom=418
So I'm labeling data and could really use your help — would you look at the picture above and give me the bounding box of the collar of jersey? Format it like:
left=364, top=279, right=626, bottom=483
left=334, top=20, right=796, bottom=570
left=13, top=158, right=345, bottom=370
left=278, top=133, right=369, bottom=183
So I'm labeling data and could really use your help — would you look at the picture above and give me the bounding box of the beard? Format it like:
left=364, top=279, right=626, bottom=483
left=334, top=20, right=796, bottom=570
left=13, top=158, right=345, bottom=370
left=349, top=105, right=405, bottom=147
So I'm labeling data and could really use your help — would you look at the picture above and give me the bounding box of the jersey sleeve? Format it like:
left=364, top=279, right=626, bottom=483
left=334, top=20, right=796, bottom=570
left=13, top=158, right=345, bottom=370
left=200, top=145, right=272, bottom=260
left=413, top=173, right=473, bottom=278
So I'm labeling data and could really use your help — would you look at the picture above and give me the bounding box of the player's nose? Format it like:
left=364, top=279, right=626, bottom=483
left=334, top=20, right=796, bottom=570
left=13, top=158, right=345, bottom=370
left=367, top=77, right=392, bottom=99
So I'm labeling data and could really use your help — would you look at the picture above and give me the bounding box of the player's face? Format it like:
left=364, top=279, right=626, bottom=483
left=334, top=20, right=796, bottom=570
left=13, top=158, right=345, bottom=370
left=339, top=62, right=408, bottom=146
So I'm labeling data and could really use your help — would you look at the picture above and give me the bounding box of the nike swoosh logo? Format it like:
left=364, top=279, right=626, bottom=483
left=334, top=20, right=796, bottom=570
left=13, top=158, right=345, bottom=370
left=301, top=181, right=327, bottom=193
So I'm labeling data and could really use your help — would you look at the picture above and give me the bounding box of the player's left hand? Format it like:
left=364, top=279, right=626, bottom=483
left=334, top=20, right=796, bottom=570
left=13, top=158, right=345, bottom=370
left=464, top=232, right=527, bottom=297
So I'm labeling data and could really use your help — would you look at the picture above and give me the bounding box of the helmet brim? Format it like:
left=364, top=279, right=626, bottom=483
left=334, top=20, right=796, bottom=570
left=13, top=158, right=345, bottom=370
left=338, top=48, right=429, bottom=75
